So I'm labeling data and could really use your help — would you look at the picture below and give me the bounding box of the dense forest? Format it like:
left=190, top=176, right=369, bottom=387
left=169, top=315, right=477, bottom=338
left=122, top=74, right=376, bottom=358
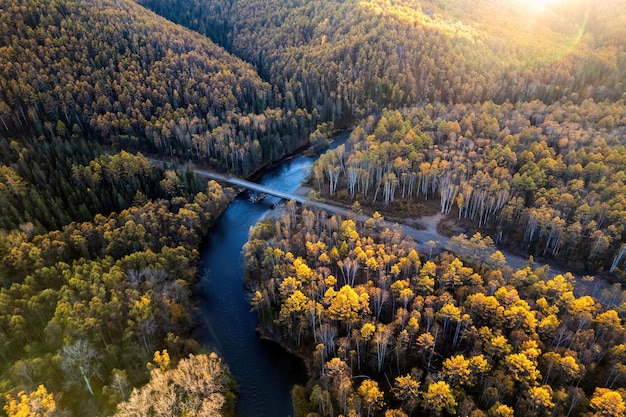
left=311, top=100, right=626, bottom=274
left=0, top=0, right=254, bottom=414
left=0, top=0, right=318, bottom=178
left=0, top=163, right=234, bottom=415
left=244, top=206, right=626, bottom=416
left=2, top=0, right=626, bottom=415
left=138, top=0, right=626, bottom=123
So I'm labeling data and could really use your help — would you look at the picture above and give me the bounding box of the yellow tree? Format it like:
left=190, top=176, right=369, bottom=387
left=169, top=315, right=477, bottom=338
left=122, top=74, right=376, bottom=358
left=504, top=352, right=541, bottom=387
left=468, top=354, right=491, bottom=387
left=358, top=379, right=384, bottom=417
left=4, top=385, right=57, bottom=417
left=485, top=335, right=512, bottom=363
left=524, top=385, right=555, bottom=416
left=415, top=260, right=436, bottom=294
left=436, top=303, right=461, bottom=340
left=593, top=309, right=625, bottom=346
left=392, top=373, right=421, bottom=414
left=151, top=349, right=170, bottom=372
left=385, top=409, right=408, bottom=417
left=442, top=355, right=471, bottom=387
left=278, top=290, right=309, bottom=345
left=589, top=388, right=626, bottom=417
left=326, top=285, right=369, bottom=332
left=416, top=332, right=436, bottom=368
left=567, top=295, right=596, bottom=331
left=488, top=402, right=514, bottom=417
left=422, top=381, right=457, bottom=417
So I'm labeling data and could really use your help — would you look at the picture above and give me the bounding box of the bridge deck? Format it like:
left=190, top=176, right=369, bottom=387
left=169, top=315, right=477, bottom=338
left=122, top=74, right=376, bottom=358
left=193, top=169, right=349, bottom=215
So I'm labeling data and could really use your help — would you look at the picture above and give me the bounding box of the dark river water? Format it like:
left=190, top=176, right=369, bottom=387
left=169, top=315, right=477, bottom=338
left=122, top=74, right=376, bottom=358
left=193, top=133, right=349, bottom=417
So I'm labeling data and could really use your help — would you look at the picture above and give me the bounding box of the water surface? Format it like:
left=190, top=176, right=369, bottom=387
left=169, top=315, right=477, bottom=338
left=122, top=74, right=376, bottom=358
left=194, top=133, right=349, bottom=416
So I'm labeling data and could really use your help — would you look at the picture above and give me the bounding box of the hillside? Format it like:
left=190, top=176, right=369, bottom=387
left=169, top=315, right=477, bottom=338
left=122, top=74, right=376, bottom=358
left=138, top=0, right=626, bottom=123
left=0, top=0, right=316, bottom=179
left=0, top=0, right=271, bottom=415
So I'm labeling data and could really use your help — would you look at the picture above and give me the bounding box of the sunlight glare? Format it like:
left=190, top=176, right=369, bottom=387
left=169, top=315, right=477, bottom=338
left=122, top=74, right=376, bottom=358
left=517, top=0, right=562, bottom=13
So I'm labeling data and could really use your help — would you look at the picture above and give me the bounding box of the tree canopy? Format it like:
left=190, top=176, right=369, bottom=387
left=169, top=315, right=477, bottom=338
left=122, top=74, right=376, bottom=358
left=244, top=205, right=626, bottom=416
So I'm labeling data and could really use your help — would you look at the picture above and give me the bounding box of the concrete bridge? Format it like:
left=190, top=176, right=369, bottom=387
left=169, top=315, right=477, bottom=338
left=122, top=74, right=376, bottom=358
left=192, top=168, right=353, bottom=217
left=190, top=168, right=455, bottom=255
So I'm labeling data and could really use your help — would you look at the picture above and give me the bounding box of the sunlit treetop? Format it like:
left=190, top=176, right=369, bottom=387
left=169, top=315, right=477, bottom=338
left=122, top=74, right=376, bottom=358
left=360, top=0, right=607, bottom=68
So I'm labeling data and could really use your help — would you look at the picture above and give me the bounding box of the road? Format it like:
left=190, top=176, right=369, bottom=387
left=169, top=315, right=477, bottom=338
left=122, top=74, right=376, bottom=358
left=160, top=161, right=613, bottom=300
left=192, top=168, right=547, bottom=275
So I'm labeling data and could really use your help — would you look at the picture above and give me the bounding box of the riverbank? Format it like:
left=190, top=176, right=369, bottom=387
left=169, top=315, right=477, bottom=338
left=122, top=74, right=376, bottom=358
left=192, top=138, right=360, bottom=416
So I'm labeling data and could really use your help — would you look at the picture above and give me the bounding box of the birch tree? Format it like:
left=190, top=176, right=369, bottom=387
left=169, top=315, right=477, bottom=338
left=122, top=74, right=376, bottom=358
left=59, top=339, right=101, bottom=396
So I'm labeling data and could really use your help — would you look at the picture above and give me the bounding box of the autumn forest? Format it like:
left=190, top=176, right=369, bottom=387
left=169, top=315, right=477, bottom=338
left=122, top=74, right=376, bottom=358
left=0, top=0, right=625, bottom=416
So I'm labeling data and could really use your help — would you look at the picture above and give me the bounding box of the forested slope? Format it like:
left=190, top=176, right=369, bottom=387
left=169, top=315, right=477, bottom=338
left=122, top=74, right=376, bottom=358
left=0, top=174, right=234, bottom=415
left=0, top=0, right=276, bottom=415
left=311, top=100, right=626, bottom=274
left=0, top=0, right=317, bottom=179
left=138, top=0, right=626, bottom=123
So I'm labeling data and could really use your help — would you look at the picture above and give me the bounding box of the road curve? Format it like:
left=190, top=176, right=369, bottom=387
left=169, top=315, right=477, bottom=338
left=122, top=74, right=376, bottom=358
left=191, top=168, right=546, bottom=274
left=156, top=161, right=611, bottom=298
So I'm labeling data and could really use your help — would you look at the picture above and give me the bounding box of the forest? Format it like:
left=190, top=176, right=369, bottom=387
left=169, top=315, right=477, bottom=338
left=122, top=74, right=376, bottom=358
left=244, top=206, right=626, bottom=416
left=138, top=0, right=626, bottom=122
left=0, top=1, right=249, bottom=413
left=310, top=100, right=626, bottom=274
left=0, top=162, right=235, bottom=415
left=1, top=0, right=625, bottom=415
left=1, top=0, right=318, bottom=179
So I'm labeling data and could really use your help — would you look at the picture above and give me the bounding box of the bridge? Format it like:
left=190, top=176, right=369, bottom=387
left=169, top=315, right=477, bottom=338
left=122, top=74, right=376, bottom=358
left=191, top=168, right=455, bottom=255
left=191, top=168, right=353, bottom=217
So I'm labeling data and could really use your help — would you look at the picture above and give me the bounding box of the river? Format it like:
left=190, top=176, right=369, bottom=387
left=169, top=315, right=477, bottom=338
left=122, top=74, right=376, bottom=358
left=193, top=132, right=350, bottom=417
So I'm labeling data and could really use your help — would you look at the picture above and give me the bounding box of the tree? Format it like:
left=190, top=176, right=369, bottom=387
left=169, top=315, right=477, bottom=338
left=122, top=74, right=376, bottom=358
left=115, top=353, right=230, bottom=417
left=4, top=385, right=59, bottom=417
left=102, top=369, right=130, bottom=405
left=422, top=381, right=457, bottom=417
left=385, top=409, right=408, bottom=417
left=278, top=290, right=309, bottom=338
left=416, top=332, right=436, bottom=368
left=358, top=379, right=384, bottom=417
left=59, top=339, right=100, bottom=396
left=488, top=402, right=514, bottom=417
left=322, top=358, right=352, bottom=415
left=524, top=385, right=555, bottom=416
left=373, top=323, right=394, bottom=372
left=442, top=355, right=471, bottom=387
left=392, top=372, right=421, bottom=414
left=589, top=388, right=626, bottom=417
left=605, top=344, right=626, bottom=388
left=310, top=384, right=333, bottom=417
left=326, top=285, right=369, bottom=332
left=504, top=352, right=540, bottom=387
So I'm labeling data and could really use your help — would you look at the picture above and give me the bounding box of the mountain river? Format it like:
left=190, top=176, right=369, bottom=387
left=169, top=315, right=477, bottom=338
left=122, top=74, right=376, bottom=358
left=193, top=132, right=350, bottom=417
